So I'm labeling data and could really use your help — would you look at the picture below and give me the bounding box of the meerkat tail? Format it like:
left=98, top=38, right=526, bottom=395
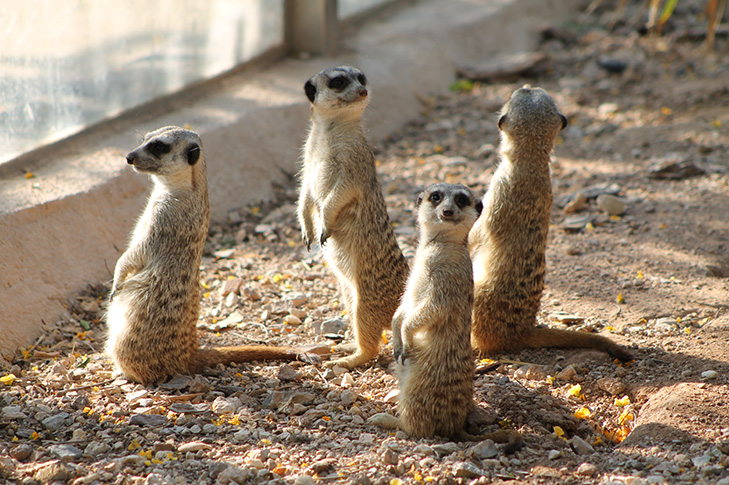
left=525, top=327, right=634, bottom=361
left=194, top=346, right=320, bottom=371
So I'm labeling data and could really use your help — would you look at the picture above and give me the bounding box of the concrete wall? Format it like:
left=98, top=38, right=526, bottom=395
left=0, top=0, right=577, bottom=360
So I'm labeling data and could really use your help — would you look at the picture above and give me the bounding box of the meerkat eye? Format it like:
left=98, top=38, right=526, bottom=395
left=357, top=73, right=367, bottom=86
left=328, top=76, right=350, bottom=90
left=429, top=192, right=442, bottom=205
left=147, top=140, right=170, bottom=158
left=455, top=193, right=471, bottom=208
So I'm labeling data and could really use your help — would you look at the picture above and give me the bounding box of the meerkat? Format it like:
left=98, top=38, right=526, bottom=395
left=297, top=66, right=409, bottom=369
left=369, top=184, right=522, bottom=451
left=469, top=86, right=633, bottom=361
left=106, top=126, right=318, bottom=386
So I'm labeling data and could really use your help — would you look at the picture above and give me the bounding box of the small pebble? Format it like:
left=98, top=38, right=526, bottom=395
left=597, top=194, right=626, bottom=216
left=577, top=462, right=599, bottom=476
left=701, top=370, right=719, bottom=380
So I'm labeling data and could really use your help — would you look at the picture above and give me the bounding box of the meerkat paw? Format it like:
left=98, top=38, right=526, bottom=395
left=368, top=413, right=400, bottom=430
left=319, top=229, right=330, bottom=246
left=324, top=351, right=372, bottom=370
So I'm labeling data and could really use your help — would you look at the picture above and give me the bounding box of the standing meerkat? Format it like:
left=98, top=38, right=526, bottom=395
left=469, top=86, right=633, bottom=361
left=369, top=184, right=522, bottom=451
left=298, top=66, right=409, bottom=369
left=106, top=126, right=318, bottom=386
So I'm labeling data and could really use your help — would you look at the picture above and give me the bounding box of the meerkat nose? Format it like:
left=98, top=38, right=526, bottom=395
left=126, top=153, right=136, bottom=165
left=442, top=208, right=454, bottom=218
left=358, top=88, right=368, bottom=98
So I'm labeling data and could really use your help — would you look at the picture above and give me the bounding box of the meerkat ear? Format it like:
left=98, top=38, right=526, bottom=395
left=475, top=199, right=483, bottom=216
left=304, top=80, right=317, bottom=103
left=187, top=145, right=201, bottom=165
left=416, top=194, right=424, bottom=207
left=559, top=114, right=568, bottom=130
left=498, top=114, right=507, bottom=130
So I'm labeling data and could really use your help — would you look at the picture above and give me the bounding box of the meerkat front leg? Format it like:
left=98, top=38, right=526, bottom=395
left=110, top=249, right=144, bottom=300
left=318, top=187, right=358, bottom=245
left=391, top=308, right=406, bottom=363
left=297, top=190, right=316, bottom=251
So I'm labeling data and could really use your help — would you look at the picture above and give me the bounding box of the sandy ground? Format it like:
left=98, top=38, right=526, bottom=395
left=1, top=1, right=728, bottom=484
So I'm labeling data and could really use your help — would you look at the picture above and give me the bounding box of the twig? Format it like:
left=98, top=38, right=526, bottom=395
left=55, top=379, right=116, bottom=395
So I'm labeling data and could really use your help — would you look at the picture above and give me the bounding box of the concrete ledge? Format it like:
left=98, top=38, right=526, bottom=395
left=0, top=0, right=577, bottom=359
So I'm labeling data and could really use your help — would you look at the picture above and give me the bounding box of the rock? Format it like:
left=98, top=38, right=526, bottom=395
left=340, top=389, right=357, bottom=406
left=310, top=458, right=337, bottom=474
left=2, top=405, right=27, bottom=420
left=692, top=455, right=712, bottom=468
left=42, top=412, right=70, bottom=430
left=10, top=443, right=32, bottom=461
left=281, top=315, right=300, bottom=326
left=384, top=389, right=400, bottom=403
left=241, top=287, right=261, bottom=301
left=556, top=365, right=578, bottom=381
left=210, top=311, right=244, bottom=331
left=548, top=450, right=561, bottom=460
left=160, top=374, right=191, bottom=390
left=83, top=441, right=110, bottom=456
left=716, top=439, right=729, bottom=454
left=580, top=183, right=622, bottom=200
left=701, top=370, right=719, bottom=380
left=129, top=414, right=167, bottom=426
left=217, top=465, right=253, bottom=485
left=212, top=396, right=242, bottom=414
left=341, top=373, right=355, bottom=388
left=220, top=278, right=243, bottom=296
left=470, top=440, right=498, bottom=459
left=597, top=57, right=628, bottom=74
left=178, top=441, right=213, bottom=453
left=188, top=376, right=211, bottom=393
left=34, top=460, right=69, bottom=483
left=571, top=436, right=595, bottom=455
left=294, top=475, right=317, bottom=485
left=320, top=317, right=347, bottom=335
left=48, top=444, right=83, bottom=461
left=214, top=248, right=235, bottom=259
left=564, top=191, right=587, bottom=213
left=456, top=51, right=548, bottom=82
left=432, top=442, right=458, bottom=456
left=648, top=159, right=705, bottom=179
left=597, top=377, right=626, bottom=396
left=576, top=462, right=599, bottom=476
left=278, top=364, right=300, bottom=381
left=383, top=449, right=399, bottom=466
left=597, top=194, right=626, bottom=215
left=561, top=214, right=597, bottom=232
left=453, top=461, right=484, bottom=478
left=414, top=444, right=436, bottom=456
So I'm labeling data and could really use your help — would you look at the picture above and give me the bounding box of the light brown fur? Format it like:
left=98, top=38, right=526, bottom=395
left=298, top=67, right=409, bottom=369
left=369, top=184, right=522, bottom=452
left=106, top=126, right=317, bottom=386
left=469, top=86, right=633, bottom=361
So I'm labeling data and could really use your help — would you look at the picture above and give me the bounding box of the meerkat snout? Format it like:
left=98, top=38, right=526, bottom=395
left=126, top=154, right=135, bottom=165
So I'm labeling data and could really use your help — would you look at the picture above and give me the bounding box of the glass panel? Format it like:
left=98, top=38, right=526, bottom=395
left=338, top=0, right=393, bottom=19
left=0, top=0, right=283, bottom=164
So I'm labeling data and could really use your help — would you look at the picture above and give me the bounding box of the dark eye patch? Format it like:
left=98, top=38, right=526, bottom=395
left=357, top=73, right=367, bottom=86
left=429, top=191, right=442, bottom=205
left=328, top=75, right=350, bottom=90
left=455, top=193, right=471, bottom=208
left=147, top=140, right=171, bottom=158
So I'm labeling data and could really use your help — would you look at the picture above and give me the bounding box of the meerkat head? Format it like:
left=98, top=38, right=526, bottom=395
left=126, top=126, right=204, bottom=185
left=303, top=66, right=369, bottom=119
left=498, top=85, right=567, bottom=145
left=416, top=183, right=482, bottom=241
